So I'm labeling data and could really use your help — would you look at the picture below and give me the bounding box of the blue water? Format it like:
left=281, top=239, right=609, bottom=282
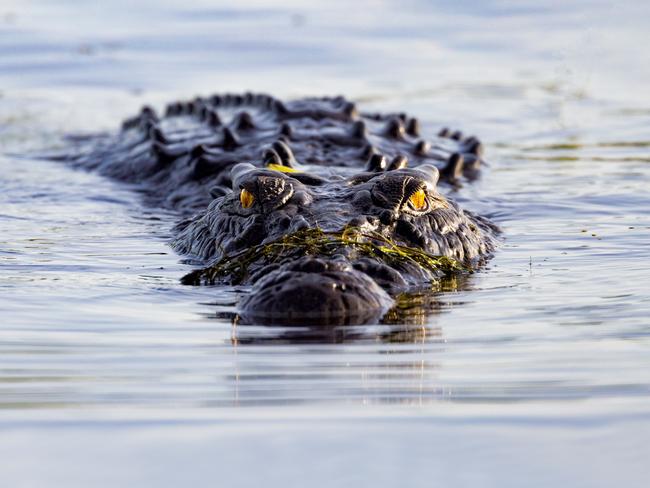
left=1, top=1, right=649, bottom=486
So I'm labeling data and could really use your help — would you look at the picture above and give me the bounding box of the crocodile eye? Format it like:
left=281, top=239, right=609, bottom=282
left=403, top=187, right=447, bottom=215
left=240, top=188, right=255, bottom=208
left=408, top=189, right=426, bottom=211
left=236, top=176, right=295, bottom=214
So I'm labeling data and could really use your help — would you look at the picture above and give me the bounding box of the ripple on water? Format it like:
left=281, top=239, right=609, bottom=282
left=1, top=1, right=650, bottom=484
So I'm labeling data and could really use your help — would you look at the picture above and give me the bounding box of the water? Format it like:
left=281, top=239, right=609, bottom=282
left=1, top=1, right=650, bottom=486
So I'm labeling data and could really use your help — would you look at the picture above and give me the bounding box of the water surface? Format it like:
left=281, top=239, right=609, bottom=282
left=1, top=1, right=649, bottom=486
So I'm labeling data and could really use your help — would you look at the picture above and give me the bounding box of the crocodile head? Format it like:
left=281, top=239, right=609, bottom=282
left=174, top=162, right=496, bottom=325
left=48, top=92, right=497, bottom=327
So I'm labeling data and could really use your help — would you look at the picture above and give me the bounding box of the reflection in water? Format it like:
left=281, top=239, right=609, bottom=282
left=0, top=0, right=649, bottom=425
left=1, top=0, right=650, bottom=484
left=211, top=278, right=459, bottom=406
left=231, top=322, right=434, bottom=345
left=228, top=324, right=444, bottom=407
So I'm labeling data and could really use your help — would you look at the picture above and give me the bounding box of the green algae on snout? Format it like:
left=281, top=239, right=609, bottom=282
left=181, top=227, right=466, bottom=286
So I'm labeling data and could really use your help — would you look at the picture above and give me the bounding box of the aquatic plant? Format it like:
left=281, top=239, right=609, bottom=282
left=181, top=227, right=466, bottom=286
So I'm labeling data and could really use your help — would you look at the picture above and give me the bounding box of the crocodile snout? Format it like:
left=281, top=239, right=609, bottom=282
left=238, top=257, right=394, bottom=325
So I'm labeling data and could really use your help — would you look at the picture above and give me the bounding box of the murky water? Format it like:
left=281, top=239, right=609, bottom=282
left=1, top=1, right=649, bottom=486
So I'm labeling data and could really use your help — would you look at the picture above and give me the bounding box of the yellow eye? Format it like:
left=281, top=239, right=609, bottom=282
left=267, top=163, right=299, bottom=173
left=240, top=188, right=255, bottom=208
left=408, top=189, right=427, bottom=211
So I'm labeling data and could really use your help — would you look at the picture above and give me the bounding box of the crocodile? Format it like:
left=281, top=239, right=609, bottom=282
left=58, top=93, right=498, bottom=325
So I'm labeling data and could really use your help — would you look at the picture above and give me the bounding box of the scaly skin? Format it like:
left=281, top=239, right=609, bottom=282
left=59, top=93, right=498, bottom=325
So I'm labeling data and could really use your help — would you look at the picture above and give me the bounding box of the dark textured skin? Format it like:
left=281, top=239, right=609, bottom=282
left=59, top=93, right=498, bottom=325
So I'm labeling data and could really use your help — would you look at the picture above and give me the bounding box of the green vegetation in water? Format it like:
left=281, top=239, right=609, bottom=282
left=380, top=273, right=471, bottom=325
left=181, top=227, right=466, bottom=286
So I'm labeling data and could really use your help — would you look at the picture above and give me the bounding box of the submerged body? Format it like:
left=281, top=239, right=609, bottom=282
left=59, top=94, right=498, bottom=324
